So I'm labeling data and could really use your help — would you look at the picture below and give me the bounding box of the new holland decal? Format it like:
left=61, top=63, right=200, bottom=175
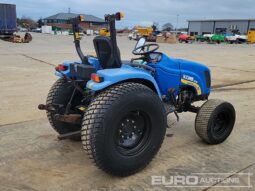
left=181, top=75, right=202, bottom=95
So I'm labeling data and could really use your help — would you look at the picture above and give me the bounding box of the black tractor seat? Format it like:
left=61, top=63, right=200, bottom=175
left=93, top=36, right=122, bottom=69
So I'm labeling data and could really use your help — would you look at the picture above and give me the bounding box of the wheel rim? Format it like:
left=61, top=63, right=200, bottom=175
left=212, top=110, right=231, bottom=137
left=115, top=110, right=151, bottom=155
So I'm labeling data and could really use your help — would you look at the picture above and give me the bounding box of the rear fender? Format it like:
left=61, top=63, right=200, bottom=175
left=55, top=57, right=101, bottom=78
left=86, top=65, right=162, bottom=98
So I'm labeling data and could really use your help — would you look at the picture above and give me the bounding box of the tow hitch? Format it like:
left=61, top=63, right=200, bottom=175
left=38, top=104, right=63, bottom=112
left=38, top=104, right=82, bottom=124
left=57, top=131, right=81, bottom=140
left=54, top=114, right=82, bottom=124
left=39, top=104, right=82, bottom=140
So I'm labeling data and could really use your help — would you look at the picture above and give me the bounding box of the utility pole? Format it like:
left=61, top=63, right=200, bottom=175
left=176, top=14, right=179, bottom=31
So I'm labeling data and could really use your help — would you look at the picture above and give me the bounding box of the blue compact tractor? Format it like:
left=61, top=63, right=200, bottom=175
left=39, top=13, right=236, bottom=176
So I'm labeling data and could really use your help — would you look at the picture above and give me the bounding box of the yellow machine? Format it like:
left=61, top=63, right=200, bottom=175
left=135, top=26, right=153, bottom=37
left=247, top=31, right=255, bottom=43
left=99, top=28, right=110, bottom=37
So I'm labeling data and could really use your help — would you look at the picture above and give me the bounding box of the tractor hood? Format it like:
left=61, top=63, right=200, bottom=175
left=179, top=59, right=210, bottom=73
left=179, top=59, right=211, bottom=95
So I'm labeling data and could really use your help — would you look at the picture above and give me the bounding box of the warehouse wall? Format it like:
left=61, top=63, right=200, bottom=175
left=200, top=21, right=214, bottom=34
left=188, top=21, right=201, bottom=35
left=188, top=20, right=254, bottom=35
left=214, top=21, right=249, bottom=34
left=250, top=21, right=255, bottom=30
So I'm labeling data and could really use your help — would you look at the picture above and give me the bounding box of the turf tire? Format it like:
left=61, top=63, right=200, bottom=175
left=81, top=82, right=167, bottom=176
left=195, top=99, right=235, bottom=144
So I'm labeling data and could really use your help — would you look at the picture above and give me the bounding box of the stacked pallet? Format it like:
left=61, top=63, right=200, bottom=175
left=156, top=32, right=177, bottom=44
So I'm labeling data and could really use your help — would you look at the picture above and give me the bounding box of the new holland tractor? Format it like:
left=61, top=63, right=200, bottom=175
left=39, top=13, right=236, bottom=176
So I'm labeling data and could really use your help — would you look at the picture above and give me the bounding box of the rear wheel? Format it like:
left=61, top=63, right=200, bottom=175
left=195, top=99, right=235, bottom=144
left=46, top=78, right=84, bottom=141
left=81, top=83, right=167, bottom=176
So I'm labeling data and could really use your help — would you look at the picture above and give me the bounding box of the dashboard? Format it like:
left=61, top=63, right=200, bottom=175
left=148, top=53, right=162, bottom=63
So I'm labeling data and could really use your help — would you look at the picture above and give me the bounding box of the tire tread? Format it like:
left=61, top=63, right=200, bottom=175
left=81, top=82, right=165, bottom=176
left=195, top=99, right=232, bottom=144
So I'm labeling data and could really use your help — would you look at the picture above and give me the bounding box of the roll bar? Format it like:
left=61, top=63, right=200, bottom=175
left=104, top=12, right=124, bottom=66
left=71, top=15, right=89, bottom=65
left=70, top=13, right=124, bottom=66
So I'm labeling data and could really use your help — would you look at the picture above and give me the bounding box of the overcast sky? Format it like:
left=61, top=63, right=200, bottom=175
left=1, top=0, right=255, bottom=28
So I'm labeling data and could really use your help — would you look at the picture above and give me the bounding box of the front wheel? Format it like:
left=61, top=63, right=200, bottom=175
left=195, top=99, right=236, bottom=144
left=81, top=83, right=167, bottom=176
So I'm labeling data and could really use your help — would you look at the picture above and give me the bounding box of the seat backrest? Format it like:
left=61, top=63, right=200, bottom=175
left=93, top=36, right=121, bottom=69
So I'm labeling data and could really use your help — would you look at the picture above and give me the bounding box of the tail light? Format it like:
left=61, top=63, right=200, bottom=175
left=91, top=73, right=104, bottom=83
left=56, top=64, right=67, bottom=71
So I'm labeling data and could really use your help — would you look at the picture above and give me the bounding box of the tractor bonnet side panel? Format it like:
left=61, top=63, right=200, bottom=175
left=148, top=55, right=181, bottom=98
left=179, top=59, right=211, bottom=96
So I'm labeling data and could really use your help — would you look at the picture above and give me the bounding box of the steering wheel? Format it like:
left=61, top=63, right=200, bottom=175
left=132, top=43, right=159, bottom=55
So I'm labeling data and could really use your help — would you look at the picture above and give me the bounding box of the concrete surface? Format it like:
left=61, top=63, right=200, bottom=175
left=0, top=33, right=255, bottom=190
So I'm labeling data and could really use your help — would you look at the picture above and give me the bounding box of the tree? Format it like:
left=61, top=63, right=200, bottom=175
left=17, top=16, right=37, bottom=29
left=37, top=18, right=44, bottom=28
left=162, top=22, right=174, bottom=31
left=152, top=22, right=159, bottom=31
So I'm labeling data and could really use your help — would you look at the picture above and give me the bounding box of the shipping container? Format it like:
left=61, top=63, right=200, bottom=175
left=0, top=3, right=17, bottom=36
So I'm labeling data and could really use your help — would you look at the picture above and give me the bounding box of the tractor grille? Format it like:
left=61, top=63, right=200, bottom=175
left=205, top=71, right=211, bottom=88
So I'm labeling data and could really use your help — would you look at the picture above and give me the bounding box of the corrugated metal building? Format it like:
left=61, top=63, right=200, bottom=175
left=187, top=19, right=255, bottom=35
left=43, top=13, right=107, bottom=30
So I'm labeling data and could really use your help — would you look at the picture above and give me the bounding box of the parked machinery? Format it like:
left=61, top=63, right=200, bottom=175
left=225, top=28, right=247, bottom=44
left=247, top=30, right=255, bottom=43
left=178, top=33, right=195, bottom=43
left=128, top=26, right=153, bottom=40
left=210, top=34, right=225, bottom=44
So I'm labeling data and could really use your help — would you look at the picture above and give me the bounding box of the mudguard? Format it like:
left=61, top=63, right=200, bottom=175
left=86, top=64, right=162, bottom=98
